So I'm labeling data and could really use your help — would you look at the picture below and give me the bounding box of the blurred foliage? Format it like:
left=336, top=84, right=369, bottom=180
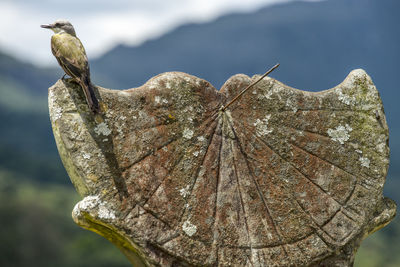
left=0, top=170, right=130, bottom=267
left=355, top=219, right=400, bottom=267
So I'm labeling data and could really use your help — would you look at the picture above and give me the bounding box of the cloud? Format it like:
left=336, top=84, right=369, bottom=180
left=0, top=0, right=318, bottom=66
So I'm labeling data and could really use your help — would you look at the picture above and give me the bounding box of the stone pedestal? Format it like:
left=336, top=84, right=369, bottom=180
left=49, top=69, right=395, bottom=266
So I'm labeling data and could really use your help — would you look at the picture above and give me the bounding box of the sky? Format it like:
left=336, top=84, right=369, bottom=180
left=0, top=0, right=319, bottom=66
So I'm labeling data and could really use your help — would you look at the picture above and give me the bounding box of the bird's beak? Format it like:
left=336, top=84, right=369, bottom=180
left=40, top=24, right=53, bottom=29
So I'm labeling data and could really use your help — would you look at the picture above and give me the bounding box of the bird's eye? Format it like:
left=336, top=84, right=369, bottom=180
left=55, top=23, right=61, bottom=27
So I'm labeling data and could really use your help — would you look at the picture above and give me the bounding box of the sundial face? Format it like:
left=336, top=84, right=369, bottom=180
left=49, top=69, right=393, bottom=266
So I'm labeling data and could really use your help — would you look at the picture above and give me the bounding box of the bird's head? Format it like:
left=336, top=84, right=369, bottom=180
left=41, top=19, right=76, bottom=36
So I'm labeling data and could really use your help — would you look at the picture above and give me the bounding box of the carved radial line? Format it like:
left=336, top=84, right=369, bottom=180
left=230, top=138, right=253, bottom=255
left=218, top=234, right=314, bottom=249
left=340, top=204, right=362, bottom=222
left=128, top=119, right=179, bottom=134
left=291, top=197, right=338, bottom=245
left=241, top=124, right=362, bottom=223
left=287, top=141, right=363, bottom=190
left=159, top=232, right=180, bottom=246
left=229, top=122, right=288, bottom=253
left=295, top=243, right=309, bottom=262
left=211, top=120, right=223, bottom=254
left=124, top=106, right=219, bottom=170
left=232, top=129, right=336, bottom=253
left=281, top=124, right=346, bottom=143
left=260, top=250, right=267, bottom=266
left=295, top=234, right=332, bottom=261
left=176, top=118, right=219, bottom=226
left=280, top=122, right=384, bottom=158
left=215, top=247, right=220, bottom=267
left=288, top=142, right=357, bottom=206
left=295, top=198, right=354, bottom=247
left=321, top=207, right=357, bottom=227
left=147, top=241, right=194, bottom=266
left=240, top=122, right=342, bottom=208
left=268, top=108, right=372, bottom=113
left=238, top=123, right=356, bottom=238
left=138, top=204, right=172, bottom=228
left=286, top=138, right=381, bottom=191
left=254, top=250, right=261, bottom=266
left=124, top=140, right=184, bottom=206
left=202, top=110, right=221, bottom=129
left=319, top=224, right=354, bottom=247
left=122, top=135, right=180, bottom=171
left=135, top=111, right=220, bottom=207
left=341, top=186, right=362, bottom=218
left=246, top=253, right=255, bottom=267
left=287, top=183, right=357, bottom=246
left=262, top=151, right=341, bottom=228
left=141, top=153, right=185, bottom=207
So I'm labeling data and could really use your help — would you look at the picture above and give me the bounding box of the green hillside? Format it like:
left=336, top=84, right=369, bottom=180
left=0, top=171, right=130, bottom=267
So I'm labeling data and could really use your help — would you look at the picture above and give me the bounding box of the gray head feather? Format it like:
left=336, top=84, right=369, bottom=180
left=53, top=19, right=76, bottom=36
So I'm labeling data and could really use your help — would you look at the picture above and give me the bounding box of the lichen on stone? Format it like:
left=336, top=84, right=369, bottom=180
left=285, top=97, right=298, bottom=113
left=98, top=204, right=116, bottom=220
left=359, top=157, right=371, bottom=168
left=94, top=122, right=111, bottom=136
left=72, top=195, right=100, bottom=217
left=337, top=88, right=356, bottom=105
left=182, top=220, right=197, bottom=237
left=179, top=185, right=191, bottom=198
left=73, top=195, right=116, bottom=221
left=254, top=114, right=273, bottom=136
left=51, top=106, right=63, bottom=122
left=182, top=128, right=194, bottom=139
left=327, top=124, right=353, bottom=144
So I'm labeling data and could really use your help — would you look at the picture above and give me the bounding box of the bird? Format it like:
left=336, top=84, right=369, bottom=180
left=41, top=19, right=100, bottom=113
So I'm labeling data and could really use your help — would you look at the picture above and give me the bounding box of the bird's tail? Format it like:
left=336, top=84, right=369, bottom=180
left=80, top=76, right=100, bottom=113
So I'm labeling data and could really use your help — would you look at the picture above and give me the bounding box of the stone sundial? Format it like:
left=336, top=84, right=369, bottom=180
left=49, top=67, right=395, bottom=266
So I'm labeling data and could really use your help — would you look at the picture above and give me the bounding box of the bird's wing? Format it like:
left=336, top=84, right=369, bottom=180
left=51, top=33, right=89, bottom=80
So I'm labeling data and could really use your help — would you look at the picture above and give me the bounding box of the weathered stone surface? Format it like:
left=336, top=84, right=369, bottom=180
left=49, top=69, right=396, bottom=266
